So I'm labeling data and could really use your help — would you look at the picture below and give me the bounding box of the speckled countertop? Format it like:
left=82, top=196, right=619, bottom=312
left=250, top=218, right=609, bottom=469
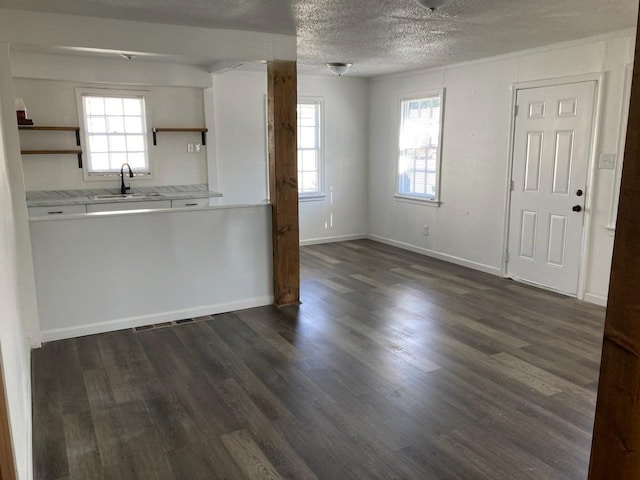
left=26, top=184, right=222, bottom=207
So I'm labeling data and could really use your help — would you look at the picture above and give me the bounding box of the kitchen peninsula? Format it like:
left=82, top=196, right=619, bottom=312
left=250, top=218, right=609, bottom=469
left=28, top=188, right=272, bottom=342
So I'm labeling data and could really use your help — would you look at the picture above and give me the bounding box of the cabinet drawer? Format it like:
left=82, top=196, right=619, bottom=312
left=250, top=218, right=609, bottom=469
left=28, top=204, right=87, bottom=217
left=171, top=198, right=209, bottom=208
left=87, top=200, right=171, bottom=212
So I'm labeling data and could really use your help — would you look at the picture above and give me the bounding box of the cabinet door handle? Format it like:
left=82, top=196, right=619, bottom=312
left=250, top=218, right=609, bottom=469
left=185, top=203, right=198, bottom=206
left=48, top=211, right=64, bottom=215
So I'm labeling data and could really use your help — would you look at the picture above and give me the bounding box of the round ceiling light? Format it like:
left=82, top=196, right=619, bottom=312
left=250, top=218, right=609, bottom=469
left=326, top=63, right=353, bottom=77
left=414, top=0, right=447, bottom=11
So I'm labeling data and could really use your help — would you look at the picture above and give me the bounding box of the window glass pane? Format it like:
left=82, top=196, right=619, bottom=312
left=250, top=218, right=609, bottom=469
left=105, top=98, right=123, bottom=115
left=299, top=126, right=316, bottom=149
left=85, top=97, right=104, bottom=116
left=90, top=153, right=109, bottom=171
left=108, top=135, right=127, bottom=152
left=109, top=152, right=127, bottom=170
left=123, top=98, right=142, bottom=116
left=298, top=104, right=317, bottom=127
left=296, top=100, right=321, bottom=195
left=124, top=116, right=143, bottom=133
left=301, top=172, right=317, bottom=193
left=87, top=117, right=107, bottom=133
left=89, top=135, right=108, bottom=153
left=107, top=116, right=125, bottom=133
left=127, top=152, right=146, bottom=169
left=126, top=135, right=145, bottom=152
left=302, top=150, right=316, bottom=171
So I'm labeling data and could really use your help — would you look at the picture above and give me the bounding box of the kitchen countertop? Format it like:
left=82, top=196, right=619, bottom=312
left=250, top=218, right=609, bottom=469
left=26, top=184, right=222, bottom=207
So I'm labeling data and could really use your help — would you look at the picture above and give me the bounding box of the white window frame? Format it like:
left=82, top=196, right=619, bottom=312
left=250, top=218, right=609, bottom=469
left=395, top=89, right=445, bottom=205
left=76, top=88, right=153, bottom=182
left=297, top=97, right=325, bottom=200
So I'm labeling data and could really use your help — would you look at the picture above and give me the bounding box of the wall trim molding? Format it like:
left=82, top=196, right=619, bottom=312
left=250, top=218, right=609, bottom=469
left=584, top=292, right=608, bottom=307
left=300, top=233, right=368, bottom=246
left=40, top=295, right=274, bottom=343
left=367, top=234, right=502, bottom=276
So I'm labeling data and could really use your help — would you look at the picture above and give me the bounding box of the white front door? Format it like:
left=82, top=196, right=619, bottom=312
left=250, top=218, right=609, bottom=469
left=507, top=81, right=596, bottom=295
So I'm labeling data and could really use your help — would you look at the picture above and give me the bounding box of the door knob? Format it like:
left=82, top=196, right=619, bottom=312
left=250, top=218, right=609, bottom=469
left=572, top=205, right=582, bottom=212
left=576, top=189, right=583, bottom=197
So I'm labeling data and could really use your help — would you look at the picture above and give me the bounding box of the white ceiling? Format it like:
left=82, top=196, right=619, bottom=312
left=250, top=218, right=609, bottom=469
left=1, top=0, right=637, bottom=77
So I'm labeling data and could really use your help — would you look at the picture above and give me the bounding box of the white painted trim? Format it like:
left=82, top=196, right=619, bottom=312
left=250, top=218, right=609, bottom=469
left=504, top=74, right=604, bottom=301
left=608, top=62, right=633, bottom=229
left=579, top=74, right=606, bottom=301
left=583, top=292, right=608, bottom=307
left=300, top=233, right=368, bottom=246
left=368, top=234, right=502, bottom=276
left=40, top=295, right=274, bottom=342
left=371, top=29, right=635, bottom=82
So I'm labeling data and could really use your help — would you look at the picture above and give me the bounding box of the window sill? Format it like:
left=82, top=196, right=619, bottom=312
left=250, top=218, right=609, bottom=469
left=299, top=194, right=326, bottom=202
left=394, top=194, right=441, bottom=207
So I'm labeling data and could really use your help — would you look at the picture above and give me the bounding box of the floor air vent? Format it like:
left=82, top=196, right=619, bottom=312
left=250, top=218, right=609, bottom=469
left=133, top=317, right=198, bottom=332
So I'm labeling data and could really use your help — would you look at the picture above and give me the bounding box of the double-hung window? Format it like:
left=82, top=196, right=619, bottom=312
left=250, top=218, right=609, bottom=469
left=397, top=91, right=444, bottom=202
left=77, top=89, right=151, bottom=179
left=297, top=98, right=323, bottom=198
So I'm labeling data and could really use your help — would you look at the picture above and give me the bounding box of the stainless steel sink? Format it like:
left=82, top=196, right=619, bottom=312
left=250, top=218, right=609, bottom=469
left=88, top=193, right=162, bottom=200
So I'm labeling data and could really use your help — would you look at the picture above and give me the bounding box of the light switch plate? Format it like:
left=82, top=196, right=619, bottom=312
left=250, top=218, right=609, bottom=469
left=599, top=153, right=616, bottom=169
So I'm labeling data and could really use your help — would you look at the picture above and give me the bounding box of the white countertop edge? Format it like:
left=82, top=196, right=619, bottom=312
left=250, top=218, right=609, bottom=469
left=29, top=201, right=271, bottom=222
left=27, top=191, right=223, bottom=207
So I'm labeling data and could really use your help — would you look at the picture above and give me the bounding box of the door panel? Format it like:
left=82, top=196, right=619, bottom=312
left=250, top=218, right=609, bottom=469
left=507, top=81, right=595, bottom=295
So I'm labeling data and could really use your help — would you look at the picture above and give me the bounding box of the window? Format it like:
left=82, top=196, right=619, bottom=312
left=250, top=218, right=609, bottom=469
left=297, top=99, right=323, bottom=197
left=77, top=89, right=151, bottom=178
left=397, top=91, right=444, bottom=202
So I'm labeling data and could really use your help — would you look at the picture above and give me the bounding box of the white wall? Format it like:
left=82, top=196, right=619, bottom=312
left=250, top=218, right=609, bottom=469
left=15, top=76, right=209, bottom=192
left=212, top=69, right=369, bottom=242
left=368, top=31, right=635, bottom=304
left=0, top=44, right=34, bottom=480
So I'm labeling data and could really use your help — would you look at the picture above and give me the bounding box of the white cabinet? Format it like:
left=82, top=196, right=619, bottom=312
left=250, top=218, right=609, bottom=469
left=87, top=200, right=171, bottom=212
left=171, top=198, right=209, bottom=208
left=28, top=204, right=87, bottom=217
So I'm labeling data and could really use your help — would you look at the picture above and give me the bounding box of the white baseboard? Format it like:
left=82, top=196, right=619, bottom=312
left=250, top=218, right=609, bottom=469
left=583, top=292, right=608, bottom=307
left=367, top=234, right=503, bottom=276
left=300, top=233, right=368, bottom=246
left=40, top=295, right=274, bottom=343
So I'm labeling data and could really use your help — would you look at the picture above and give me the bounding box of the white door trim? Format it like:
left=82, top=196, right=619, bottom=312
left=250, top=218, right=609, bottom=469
left=501, top=73, right=605, bottom=300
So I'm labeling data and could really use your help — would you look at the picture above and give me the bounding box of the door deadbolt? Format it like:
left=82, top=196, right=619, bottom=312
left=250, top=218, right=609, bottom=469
left=576, top=189, right=584, bottom=197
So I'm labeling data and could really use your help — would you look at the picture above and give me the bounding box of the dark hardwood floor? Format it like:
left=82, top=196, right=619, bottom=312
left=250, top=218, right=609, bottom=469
left=32, top=240, right=606, bottom=479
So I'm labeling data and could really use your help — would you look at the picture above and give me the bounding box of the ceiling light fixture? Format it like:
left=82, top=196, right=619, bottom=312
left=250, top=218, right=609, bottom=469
left=414, top=0, right=447, bottom=11
left=326, top=62, right=353, bottom=77
left=120, top=54, right=135, bottom=61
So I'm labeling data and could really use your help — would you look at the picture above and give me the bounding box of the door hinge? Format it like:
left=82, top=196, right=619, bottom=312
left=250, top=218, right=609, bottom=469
left=510, top=179, right=515, bottom=191
left=514, top=105, right=519, bottom=117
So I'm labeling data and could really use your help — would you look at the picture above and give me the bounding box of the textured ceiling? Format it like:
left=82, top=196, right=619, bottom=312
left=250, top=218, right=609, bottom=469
left=1, top=0, right=637, bottom=77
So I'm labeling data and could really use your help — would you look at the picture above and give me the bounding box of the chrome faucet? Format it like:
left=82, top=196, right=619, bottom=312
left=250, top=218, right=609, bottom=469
left=120, top=163, right=134, bottom=194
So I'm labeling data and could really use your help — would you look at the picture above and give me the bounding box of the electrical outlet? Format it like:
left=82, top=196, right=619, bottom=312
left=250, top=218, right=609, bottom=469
left=193, top=143, right=201, bottom=153
left=187, top=143, right=194, bottom=153
left=423, top=225, right=429, bottom=237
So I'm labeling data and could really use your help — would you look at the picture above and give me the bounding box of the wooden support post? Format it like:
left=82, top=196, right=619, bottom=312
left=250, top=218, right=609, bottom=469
left=267, top=60, right=300, bottom=306
left=588, top=13, right=640, bottom=480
